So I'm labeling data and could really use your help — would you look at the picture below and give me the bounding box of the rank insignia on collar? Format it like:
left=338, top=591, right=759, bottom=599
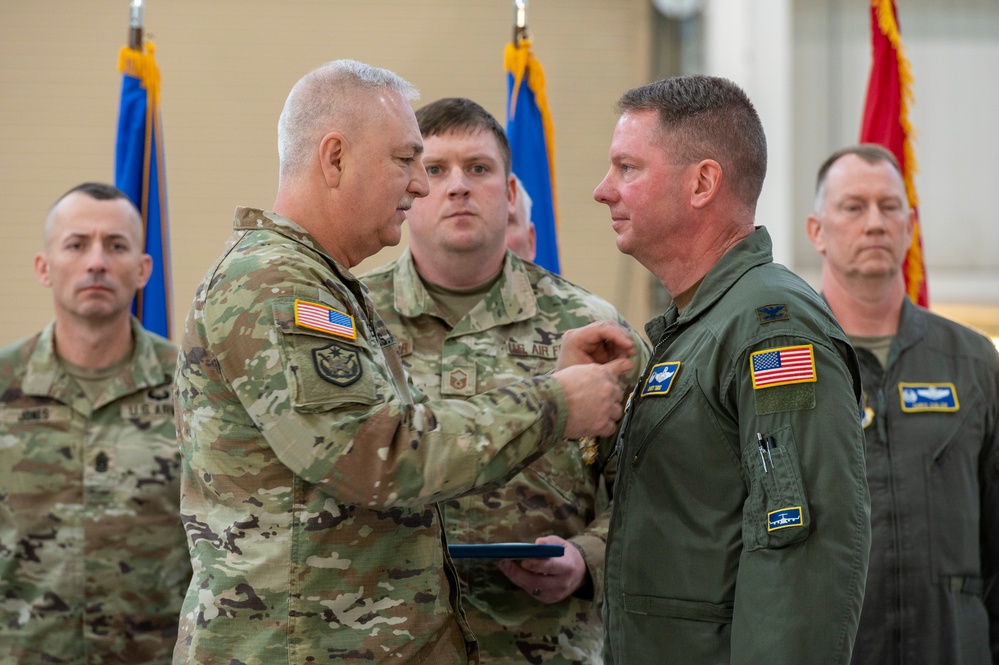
left=314, top=342, right=362, bottom=387
left=899, top=382, right=959, bottom=412
left=756, top=303, right=789, bottom=324
left=640, top=361, right=680, bottom=397
left=295, top=299, right=357, bottom=340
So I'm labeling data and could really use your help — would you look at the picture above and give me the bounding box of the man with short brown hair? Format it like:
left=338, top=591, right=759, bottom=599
left=0, top=182, right=190, bottom=664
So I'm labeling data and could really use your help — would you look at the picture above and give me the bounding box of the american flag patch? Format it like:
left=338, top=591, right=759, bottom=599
left=750, top=344, right=816, bottom=389
left=294, top=299, right=356, bottom=340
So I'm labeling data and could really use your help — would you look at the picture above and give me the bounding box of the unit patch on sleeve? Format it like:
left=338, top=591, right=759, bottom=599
left=313, top=342, right=362, bottom=386
left=898, top=382, right=959, bottom=412
left=295, top=299, right=357, bottom=340
left=640, top=361, right=680, bottom=397
left=750, top=345, right=816, bottom=389
left=768, top=506, right=804, bottom=532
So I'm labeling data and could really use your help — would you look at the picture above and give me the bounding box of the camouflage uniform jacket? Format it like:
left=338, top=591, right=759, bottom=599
left=0, top=317, right=190, bottom=665
left=361, top=249, right=648, bottom=665
left=173, top=208, right=571, bottom=665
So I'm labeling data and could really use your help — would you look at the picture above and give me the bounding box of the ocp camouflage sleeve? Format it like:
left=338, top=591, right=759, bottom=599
left=361, top=249, right=649, bottom=665
left=173, top=208, right=571, bottom=664
left=0, top=318, right=190, bottom=665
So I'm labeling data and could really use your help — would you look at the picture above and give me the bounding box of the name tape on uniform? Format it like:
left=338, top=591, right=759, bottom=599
left=899, top=382, right=959, bottom=412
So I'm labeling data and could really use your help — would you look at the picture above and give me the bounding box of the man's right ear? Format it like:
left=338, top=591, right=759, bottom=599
left=319, top=131, right=346, bottom=188
left=34, top=252, right=52, bottom=288
left=805, top=214, right=826, bottom=255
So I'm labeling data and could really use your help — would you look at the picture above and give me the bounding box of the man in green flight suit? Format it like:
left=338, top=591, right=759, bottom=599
left=362, top=97, right=649, bottom=664
left=172, top=60, right=636, bottom=664
left=592, top=75, right=872, bottom=664
left=0, top=182, right=191, bottom=664
left=807, top=144, right=999, bottom=664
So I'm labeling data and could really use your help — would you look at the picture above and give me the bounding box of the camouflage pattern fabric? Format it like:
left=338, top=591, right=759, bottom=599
left=361, top=249, right=649, bottom=665
left=0, top=318, right=190, bottom=664
left=173, top=207, right=575, bottom=664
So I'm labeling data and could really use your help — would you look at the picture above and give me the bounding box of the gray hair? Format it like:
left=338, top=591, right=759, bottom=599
left=277, top=59, right=419, bottom=177
left=513, top=174, right=533, bottom=222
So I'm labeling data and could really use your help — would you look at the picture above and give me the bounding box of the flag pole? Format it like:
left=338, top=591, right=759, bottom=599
left=512, top=0, right=527, bottom=46
left=129, top=0, right=144, bottom=50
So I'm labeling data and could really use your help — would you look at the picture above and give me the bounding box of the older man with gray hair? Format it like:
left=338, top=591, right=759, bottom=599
left=506, top=174, right=537, bottom=261
left=173, top=59, right=636, bottom=664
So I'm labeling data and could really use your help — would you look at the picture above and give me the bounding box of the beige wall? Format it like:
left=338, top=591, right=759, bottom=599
left=0, top=0, right=654, bottom=345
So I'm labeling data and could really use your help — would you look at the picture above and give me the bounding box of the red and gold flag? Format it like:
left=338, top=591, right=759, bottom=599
left=860, top=0, right=928, bottom=306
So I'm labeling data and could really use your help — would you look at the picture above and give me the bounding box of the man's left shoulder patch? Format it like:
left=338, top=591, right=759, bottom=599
left=756, top=303, right=790, bottom=324
left=750, top=344, right=816, bottom=389
left=899, top=382, right=959, bottom=412
left=314, top=342, right=362, bottom=387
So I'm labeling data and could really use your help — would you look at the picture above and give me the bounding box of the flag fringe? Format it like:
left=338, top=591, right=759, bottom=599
left=872, top=0, right=918, bottom=207
left=872, top=0, right=925, bottom=303
left=118, top=41, right=161, bottom=109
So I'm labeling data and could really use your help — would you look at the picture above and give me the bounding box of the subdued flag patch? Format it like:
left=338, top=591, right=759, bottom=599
left=899, top=382, right=958, bottom=412
left=750, top=345, right=816, bottom=389
left=295, top=299, right=356, bottom=340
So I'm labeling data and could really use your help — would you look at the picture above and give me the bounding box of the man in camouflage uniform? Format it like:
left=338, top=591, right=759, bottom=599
left=0, top=182, right=191, bottom=664
left=173, top=59, right=635, bottom=664
left=361, top=97, right=649, bottom=664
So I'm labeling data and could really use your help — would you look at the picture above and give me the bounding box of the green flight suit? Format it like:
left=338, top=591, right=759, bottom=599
left=604, top=227, right=871, bottom=665
left=850, top=298, right=999, bottom=665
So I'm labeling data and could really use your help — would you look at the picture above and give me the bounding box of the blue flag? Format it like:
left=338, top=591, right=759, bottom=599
left=505, top=39, right=560, bottom=274
left=115, top=41, right=172, bottom=338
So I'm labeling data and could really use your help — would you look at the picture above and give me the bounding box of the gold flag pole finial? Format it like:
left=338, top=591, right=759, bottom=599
left=129, top=0, right=145, bottom=50
left=513, top=0, right=528, bottom=46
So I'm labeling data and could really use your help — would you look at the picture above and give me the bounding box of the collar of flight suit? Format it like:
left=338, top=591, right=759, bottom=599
left=645, top=225, right=773, bottom=342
